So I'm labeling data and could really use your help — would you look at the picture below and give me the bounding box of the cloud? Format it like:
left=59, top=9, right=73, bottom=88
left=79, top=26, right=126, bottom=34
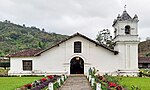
left=0, top=0, right=149, bottom=40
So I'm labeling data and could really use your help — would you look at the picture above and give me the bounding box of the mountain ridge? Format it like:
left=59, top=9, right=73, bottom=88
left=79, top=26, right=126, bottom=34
left=0, top=20, right=68, bottom=56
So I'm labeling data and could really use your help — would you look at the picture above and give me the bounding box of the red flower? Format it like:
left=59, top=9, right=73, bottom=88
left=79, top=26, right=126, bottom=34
left=41, top=78, right=47, bottom=82
left=47, top=75, right=54, bottom=79
left=108, top=82, right=117, bottom=87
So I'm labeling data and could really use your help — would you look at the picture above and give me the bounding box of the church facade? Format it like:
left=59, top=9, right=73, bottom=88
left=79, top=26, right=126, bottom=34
left=8, top=10, right=139, bottom=76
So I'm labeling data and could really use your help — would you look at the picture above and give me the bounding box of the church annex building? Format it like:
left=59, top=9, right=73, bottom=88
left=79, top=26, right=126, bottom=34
left=8, top=10, right=139, bottom=76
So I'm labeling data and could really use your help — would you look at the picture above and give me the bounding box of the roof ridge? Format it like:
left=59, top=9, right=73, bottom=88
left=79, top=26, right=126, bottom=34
left=35, top=33, right=118, bottom=56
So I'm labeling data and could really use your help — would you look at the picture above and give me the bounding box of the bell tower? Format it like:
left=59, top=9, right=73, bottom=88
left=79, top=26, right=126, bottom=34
left=113, top=10, right=139, bottom=42
left=112, top=9, right=139, bottom=71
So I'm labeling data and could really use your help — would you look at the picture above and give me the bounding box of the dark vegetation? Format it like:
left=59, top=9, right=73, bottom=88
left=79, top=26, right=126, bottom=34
left=0, top=62, right=10, bottom=69
left=138, top=40, right=150, bottom=57
left=0, top=20, right=68, bottom=56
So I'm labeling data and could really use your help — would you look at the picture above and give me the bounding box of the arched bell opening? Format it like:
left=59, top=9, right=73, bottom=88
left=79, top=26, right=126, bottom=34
left=125, top=25, right=131, bottom=34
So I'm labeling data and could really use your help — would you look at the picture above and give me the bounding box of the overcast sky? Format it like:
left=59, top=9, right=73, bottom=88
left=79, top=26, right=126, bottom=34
left=0, top=0, right=150, bottom=40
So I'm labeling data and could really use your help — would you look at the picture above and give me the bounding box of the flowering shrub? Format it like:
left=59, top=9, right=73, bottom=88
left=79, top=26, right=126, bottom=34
left=41, top=78, right=47, bottom=82
left=47, top=75, right=54, bottom=79
left=18, top=75, right=62, bottom=90
left=89, top=70, right=121, bottom=89
left=31, top=81, right=50, bottom=90
left=88, top=68, right=125, bottom=90
left=108, top=82, right=117, bottom=87
left=24, top=84, right=32, bottom=89
left=96, top=74, right=125, bottom=89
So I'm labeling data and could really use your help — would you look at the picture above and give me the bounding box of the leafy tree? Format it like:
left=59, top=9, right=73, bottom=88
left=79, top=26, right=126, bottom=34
left=23, top=24, right=25, bottom=27
left=0, top=52, right=5, bottom=57
left=10, top=32, right=20, bottom=40
left=42, top=28, right=45, bottom=32
left=38, top=42, right=46, bottom=49
left=96, top=29, right=114, bottom=48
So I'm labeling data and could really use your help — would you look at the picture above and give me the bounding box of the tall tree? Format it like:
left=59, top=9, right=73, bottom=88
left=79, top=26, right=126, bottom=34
left=96, top=29, right=113, bottom=48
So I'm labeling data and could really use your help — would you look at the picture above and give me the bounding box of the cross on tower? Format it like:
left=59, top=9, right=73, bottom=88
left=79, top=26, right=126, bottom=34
left=124, top=5, right=127, bottom=11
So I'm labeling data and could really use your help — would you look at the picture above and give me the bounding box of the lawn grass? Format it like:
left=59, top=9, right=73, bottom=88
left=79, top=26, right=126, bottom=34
left=0, top=77, right=43, bottom=90
left=119, top=77, right=150, bottom=90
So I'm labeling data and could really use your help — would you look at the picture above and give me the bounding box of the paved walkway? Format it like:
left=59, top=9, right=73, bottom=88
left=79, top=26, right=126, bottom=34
left=60, top=75, right=92, bottom=90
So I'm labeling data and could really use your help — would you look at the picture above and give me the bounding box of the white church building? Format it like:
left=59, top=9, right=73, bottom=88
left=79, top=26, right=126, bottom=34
left=8, top=10, right=139, bottom=76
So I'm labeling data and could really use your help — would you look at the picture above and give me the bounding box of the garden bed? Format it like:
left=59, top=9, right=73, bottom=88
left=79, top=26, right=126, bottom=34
left=87, top=67, right=150, bottom=90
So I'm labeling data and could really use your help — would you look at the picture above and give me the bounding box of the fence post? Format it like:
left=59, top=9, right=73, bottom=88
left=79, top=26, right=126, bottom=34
left=57, top=78, right=61, bottom=86
left=89, top=75, right=91, bottom=82
left=91, top=78, right=95, bottom=86
left=44, top=72, right=47, bottom=77
left=64, top=74, right=67, bottom=80
left=61, top=75, right=64, bottom=82
left=96, top=83, right=101, bottom=90
left=48, top=82, right=53, bottom=90
left=87, top=72, right=89, bottom=78
left=19, top=74, right=21, bottom=77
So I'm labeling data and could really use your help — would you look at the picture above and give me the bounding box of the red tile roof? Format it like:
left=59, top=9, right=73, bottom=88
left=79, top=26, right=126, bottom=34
left=138, top=57, right=150, bottom=63
left=7, top=49, right=42, bottom=57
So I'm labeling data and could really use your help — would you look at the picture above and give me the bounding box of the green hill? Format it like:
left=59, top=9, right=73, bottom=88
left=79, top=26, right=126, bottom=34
left=138, top=40, right=150, bottom=57
left=0, top=20, right=68, bottom=56
left=0, top=20, right=149, bottom=57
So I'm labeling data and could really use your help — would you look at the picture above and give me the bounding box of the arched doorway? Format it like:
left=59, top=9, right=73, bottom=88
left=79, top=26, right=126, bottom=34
left=70, top=57, right=84, bottom=74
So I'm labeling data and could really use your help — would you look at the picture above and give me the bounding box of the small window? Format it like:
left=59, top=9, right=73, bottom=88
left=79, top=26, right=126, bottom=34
left=23, top=60, right=32, bottom=71
left=74, top=41, right=81, bottom=53
left=125, top=25, right=130, bottom=34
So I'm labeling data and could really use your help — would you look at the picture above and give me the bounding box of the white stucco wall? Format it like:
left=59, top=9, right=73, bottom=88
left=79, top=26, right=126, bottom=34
left=114, top=42, right=139, bottom=70
left=9, top=57, right=35, bottom=74
left=8, top=35, right=138, bottom=75
left=112, top=16, right=139, bottom=73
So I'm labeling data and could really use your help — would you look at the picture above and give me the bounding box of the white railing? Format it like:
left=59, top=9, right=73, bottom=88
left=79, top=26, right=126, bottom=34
left=48, top=74, right=67, bottom=90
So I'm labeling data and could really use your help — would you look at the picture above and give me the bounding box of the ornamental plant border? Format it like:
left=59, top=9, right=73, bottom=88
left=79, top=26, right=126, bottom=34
left=16, top=74, right=67, bottom=90
left=87, top=67, right=124, bottom=90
